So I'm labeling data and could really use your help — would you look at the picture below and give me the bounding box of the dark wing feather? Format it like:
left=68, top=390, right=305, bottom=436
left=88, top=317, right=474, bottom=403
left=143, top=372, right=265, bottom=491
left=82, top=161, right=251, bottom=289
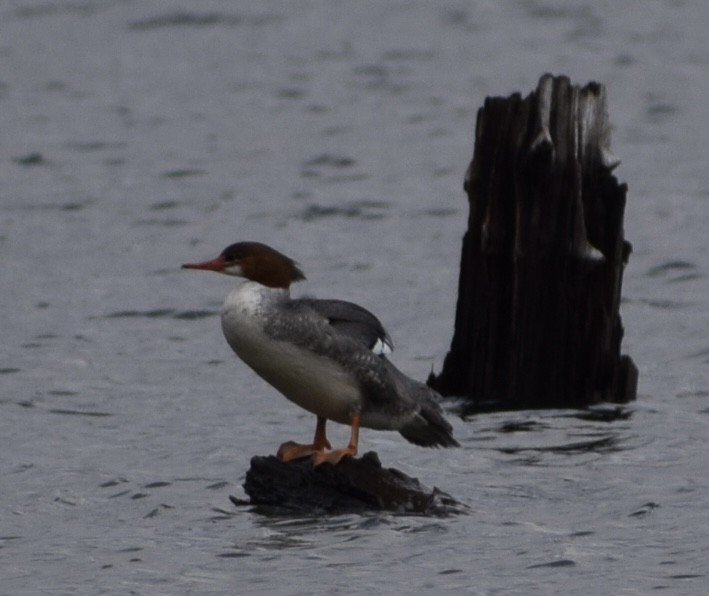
left=298, top=298, right=393, bottom=354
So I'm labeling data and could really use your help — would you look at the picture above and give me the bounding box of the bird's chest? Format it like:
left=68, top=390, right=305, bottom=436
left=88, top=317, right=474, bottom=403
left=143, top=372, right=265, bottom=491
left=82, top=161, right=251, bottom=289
left=220, top=303, right=361, bottom=423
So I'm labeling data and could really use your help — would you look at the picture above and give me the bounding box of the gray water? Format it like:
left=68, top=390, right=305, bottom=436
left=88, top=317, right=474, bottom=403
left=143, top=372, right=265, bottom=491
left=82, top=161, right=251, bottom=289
left=2, top=1, right=708, bottom=594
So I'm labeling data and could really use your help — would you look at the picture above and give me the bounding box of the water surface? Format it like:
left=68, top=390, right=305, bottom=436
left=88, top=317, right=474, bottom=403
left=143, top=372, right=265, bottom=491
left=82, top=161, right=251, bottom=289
left=1, top=1, right=708, bottom=594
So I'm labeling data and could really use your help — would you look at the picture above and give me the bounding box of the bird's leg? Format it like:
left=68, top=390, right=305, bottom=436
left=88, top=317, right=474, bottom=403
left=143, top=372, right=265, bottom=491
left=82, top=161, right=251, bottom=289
left=312, top=412, right=360, bottom=466
left=277, top=416, right=331, bottom=462
left=312, top=415, right=332, bottom=451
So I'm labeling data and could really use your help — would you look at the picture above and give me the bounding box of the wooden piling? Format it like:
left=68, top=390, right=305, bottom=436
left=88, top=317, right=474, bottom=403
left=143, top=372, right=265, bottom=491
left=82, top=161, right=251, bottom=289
left=428, top=74, right=637, bottom=409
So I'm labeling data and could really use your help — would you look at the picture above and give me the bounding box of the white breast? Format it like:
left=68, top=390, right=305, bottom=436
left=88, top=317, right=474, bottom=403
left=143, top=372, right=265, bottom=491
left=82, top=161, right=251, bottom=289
left=220, top=283, right=362, bottom=424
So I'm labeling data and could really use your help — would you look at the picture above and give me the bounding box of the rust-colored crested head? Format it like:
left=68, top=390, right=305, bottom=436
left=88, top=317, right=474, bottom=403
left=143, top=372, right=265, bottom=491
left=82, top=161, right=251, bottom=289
left=219, top=241, right=306, bottom=288
left=183, top=242, right=305, bottom=287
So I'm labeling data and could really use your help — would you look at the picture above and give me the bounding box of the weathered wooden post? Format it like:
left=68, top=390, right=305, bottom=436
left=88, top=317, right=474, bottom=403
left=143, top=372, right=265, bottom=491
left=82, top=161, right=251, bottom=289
left=428, top=74, right=637, bottom=410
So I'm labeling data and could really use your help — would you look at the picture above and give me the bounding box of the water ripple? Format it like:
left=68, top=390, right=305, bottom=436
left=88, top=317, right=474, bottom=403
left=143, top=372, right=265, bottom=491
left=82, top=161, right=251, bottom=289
left=100, top=309, right=215, bottom=320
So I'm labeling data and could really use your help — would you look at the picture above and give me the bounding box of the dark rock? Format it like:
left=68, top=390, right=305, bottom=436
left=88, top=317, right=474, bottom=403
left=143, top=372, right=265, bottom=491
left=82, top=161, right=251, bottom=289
left=237, top=451, right=467, bottom=516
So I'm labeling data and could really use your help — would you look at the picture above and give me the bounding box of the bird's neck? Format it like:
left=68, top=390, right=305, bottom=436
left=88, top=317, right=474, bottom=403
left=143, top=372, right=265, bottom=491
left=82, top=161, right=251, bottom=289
left=224, top=280, right=291, bottom=317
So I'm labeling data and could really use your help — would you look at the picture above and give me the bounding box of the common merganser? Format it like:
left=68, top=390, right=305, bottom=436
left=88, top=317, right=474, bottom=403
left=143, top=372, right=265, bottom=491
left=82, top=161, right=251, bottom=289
left=182, top=241, right=458, bottom=465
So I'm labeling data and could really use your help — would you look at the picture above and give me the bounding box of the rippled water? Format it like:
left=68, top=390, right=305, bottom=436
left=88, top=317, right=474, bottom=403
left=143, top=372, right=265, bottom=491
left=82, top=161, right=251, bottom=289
left=2, top=1, right=708, bottom=594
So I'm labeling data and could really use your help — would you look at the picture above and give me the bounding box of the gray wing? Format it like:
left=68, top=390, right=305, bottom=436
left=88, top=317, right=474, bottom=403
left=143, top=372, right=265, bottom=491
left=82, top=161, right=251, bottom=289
left=264, top=298, right=457, bottom=447
left=267, top=296, right=400, bottom=404
left=298, top=298, right=393, bottom=354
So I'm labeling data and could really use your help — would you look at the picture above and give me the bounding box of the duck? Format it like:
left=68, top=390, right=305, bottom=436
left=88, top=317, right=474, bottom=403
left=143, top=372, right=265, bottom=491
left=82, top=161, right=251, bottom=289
left=182, top=241, right=458, bottom=465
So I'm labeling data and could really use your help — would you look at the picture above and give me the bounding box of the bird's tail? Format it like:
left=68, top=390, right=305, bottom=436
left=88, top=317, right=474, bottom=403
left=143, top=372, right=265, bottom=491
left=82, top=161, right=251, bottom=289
left=381, top=359, right=459, bottom=448
left=399, top=402, right=459, bottom=448
left=399, top=383, right=459, bottom=448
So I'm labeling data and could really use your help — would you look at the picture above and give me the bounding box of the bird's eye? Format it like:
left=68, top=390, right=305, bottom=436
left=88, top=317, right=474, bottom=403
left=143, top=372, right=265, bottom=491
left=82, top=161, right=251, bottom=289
left=220, top=242, right=254, bottom=262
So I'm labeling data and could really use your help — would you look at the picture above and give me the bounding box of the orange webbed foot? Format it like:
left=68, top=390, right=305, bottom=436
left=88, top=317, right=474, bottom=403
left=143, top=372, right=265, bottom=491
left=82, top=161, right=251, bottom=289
left=311, top=445, right=357, bottom=466
left=277, top=441, right=316, bottom=462
left=279, top=413, right=360, bottom=466
left=312, top=413, right=360, bottom=466
left=277, top=415, right=333, bottom=462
